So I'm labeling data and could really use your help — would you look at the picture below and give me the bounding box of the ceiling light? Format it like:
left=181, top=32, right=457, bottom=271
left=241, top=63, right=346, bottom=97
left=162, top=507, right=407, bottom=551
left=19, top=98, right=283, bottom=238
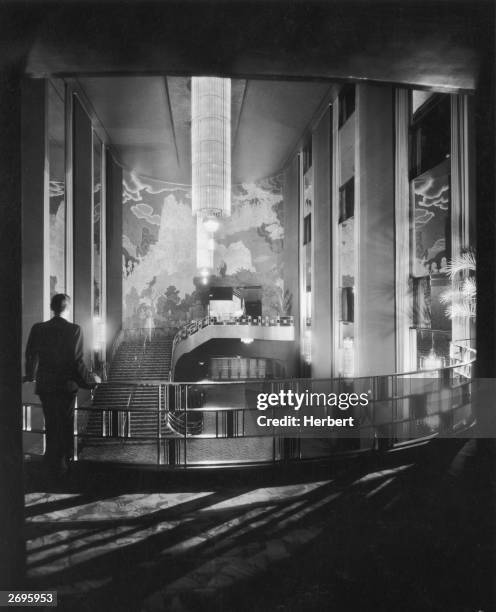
left=204, top=218, right=220, bottom=233
left=191, top=77, right=231, bottom=221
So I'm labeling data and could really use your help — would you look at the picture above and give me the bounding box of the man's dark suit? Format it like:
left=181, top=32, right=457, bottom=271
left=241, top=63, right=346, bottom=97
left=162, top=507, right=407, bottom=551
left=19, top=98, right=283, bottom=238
left=25, top=316, right=97, bottom=473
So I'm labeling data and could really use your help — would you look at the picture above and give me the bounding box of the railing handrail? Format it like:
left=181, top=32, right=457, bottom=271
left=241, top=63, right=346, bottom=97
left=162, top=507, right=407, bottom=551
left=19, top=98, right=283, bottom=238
left=22, top=332, right=476, bottom=468
left=172, top=314, right=295, bottom=350
left=78, top=337, right=475, bottom=393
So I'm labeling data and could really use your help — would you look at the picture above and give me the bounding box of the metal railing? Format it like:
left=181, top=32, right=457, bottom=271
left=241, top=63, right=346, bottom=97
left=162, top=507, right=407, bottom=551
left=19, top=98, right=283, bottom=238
left=172, top=315, right=295, bottom=351
left=22, top=338, right=476, bottom=468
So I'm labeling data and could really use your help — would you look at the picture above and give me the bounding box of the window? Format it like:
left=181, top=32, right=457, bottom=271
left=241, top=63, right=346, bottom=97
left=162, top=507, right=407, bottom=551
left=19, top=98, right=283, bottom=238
left=300, top=139, right=313, bottom=370
left=303, top=213, right=312, bottom=245
left=409, top=91, right=452, bottom=369
left=341, top=287, right=354, bottom=323
left=339, top=178, right=354, bottom=223
left=338, top=85, right=355, bottom=128
left=410, top=95, right=450, bottom=179
left=302, top=141, right=312, bottom=174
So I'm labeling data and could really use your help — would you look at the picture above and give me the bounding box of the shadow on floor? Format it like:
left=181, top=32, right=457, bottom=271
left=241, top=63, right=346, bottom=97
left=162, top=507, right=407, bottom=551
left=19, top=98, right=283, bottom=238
left=23, top=439, right=495, bottom=612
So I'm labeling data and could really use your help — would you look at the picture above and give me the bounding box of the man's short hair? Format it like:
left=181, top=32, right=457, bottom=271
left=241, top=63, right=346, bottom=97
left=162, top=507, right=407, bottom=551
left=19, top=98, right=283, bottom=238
left=51, top=293, right=70, bottom=315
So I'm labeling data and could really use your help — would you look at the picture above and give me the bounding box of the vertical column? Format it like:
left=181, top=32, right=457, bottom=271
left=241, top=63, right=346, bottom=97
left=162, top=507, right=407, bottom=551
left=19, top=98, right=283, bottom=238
left=106, top=151, right=123, bottom=355
left=357, top=84, right=396, bottom=376
left=21, top=79, right=47, bottom=351
left=451, top=95, right=474, bottom=345
left=312, top=106, right=333, bottom=378
left=394, top=89, right=412, bottom=372
left=0, top=63, right=25, bottom=588
left=475, top=44, right=496, bottom=376
left=282, top=156, right=300, bottom=376
left=73, top=96, right=93, bottom=366
left=333, top=85, right=357, bottom=377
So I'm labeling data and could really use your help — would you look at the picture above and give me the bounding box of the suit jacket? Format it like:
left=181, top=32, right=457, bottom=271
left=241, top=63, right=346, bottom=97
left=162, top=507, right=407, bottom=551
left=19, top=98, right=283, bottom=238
left=25, top=316, right=97, bottom=395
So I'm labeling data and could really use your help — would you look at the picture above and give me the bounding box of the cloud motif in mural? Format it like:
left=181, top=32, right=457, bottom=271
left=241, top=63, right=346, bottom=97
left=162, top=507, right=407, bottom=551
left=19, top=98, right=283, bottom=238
left=263, top=222, right=284, bottom=240
left=131, top=202, right=161, bottom=226
left=414, top=173, right=450, bottom=211
left=421, top=196, right=449, bottom=210
left=426, top=238, right=446, bottom=261
left=123, top=173, right=191, bottom=204
left=215, top=241, right=255, bottom=274
left=226, top=182, right=283, bottom=240
left=49, top=180, right=65, bottom=198
left=415, top=209, right=435, bottom=227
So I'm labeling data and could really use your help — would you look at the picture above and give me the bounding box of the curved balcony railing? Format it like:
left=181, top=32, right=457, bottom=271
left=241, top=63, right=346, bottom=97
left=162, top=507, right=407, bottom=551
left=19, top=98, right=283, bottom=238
left=22, top=337, right=476, bottom=469
left=172, top=315, right=295, bottom=351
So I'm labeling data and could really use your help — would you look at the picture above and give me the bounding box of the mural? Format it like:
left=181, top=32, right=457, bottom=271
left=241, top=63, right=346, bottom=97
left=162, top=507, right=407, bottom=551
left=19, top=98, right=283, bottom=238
left=412, top=158, right=451, bottom=277
left=411, top=158, right=452, bottom=332
left=49, top=180, right=65, bottom=296
left=47, top=82, right=66, bottom=297
left=122, top=171, right=285, bottom=329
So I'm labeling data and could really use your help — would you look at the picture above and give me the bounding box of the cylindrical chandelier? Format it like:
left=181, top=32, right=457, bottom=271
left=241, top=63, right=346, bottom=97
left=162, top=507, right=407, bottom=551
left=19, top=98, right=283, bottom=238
left=191, top=77, right=231, bottom=225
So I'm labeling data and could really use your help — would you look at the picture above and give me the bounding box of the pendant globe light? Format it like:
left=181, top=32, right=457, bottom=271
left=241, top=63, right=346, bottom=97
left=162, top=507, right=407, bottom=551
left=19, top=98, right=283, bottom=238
left=191, top=76, right=231, bottom=231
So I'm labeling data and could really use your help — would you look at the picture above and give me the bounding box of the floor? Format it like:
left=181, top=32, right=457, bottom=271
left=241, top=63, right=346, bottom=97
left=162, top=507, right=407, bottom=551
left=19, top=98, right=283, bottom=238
left=24, top=439, right=494, bottom=612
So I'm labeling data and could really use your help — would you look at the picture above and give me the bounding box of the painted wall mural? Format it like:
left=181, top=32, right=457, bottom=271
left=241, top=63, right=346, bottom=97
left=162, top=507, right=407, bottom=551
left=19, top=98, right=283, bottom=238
left=47, top=82, right=66, bottom=297
left=412, top=158, right=451, bottom=277
left=49, top=180, right=65, bottom=296
left=122, top=171, right=285, bottom=329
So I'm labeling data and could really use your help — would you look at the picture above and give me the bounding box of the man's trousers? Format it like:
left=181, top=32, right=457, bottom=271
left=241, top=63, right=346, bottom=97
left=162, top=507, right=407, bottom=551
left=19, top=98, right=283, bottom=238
left=39, top=392, right=76, bottom=473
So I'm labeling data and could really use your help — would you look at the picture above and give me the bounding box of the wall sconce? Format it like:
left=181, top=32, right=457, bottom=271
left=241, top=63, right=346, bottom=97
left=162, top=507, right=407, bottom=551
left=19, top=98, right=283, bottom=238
left=421, top=348, right=443, bottom=372
left=204, top=218, right=220, bottom=234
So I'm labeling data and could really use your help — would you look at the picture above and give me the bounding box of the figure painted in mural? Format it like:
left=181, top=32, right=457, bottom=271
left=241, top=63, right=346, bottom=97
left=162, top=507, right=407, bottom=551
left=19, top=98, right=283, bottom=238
left=23, top=294, right=101, bottom=479
left=145, top=307, right=154, bottom=343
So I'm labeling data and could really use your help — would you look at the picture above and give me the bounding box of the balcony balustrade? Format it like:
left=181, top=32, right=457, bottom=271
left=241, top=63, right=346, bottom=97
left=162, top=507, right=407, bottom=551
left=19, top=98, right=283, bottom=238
left=22, top=335, right=476, bottom=469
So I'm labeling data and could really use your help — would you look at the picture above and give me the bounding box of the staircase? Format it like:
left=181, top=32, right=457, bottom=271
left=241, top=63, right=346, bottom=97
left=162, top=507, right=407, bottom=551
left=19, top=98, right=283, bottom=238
left=83, top=330, right=174, bottom=441
left=109, top=334, right=173, bottom=381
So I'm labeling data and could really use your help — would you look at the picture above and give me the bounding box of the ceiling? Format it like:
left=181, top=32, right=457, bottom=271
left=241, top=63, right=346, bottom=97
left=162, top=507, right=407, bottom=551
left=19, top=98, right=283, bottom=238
left=78, top=76, right=332, bottom=183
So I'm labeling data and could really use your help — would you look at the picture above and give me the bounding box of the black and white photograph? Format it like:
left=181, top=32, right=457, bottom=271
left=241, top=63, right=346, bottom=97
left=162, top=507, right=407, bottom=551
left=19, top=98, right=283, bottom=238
left=0, top=1, right=495, bottom=610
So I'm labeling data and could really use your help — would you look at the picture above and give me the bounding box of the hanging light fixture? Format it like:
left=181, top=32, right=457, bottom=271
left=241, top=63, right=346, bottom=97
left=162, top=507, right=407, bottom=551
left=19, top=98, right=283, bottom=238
left=420, top=332, right=444, bottom=373
left=191, top=77, right=231, bottom=229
